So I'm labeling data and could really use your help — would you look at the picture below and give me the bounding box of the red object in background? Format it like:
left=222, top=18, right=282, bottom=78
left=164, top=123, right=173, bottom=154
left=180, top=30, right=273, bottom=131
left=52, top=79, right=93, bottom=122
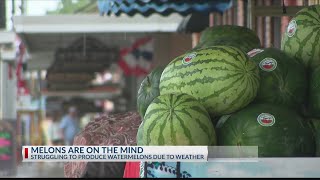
left=123, top=162, right=140, bottom=178
left=118, top=36, right=153, bottom=77
left=15, top=42, right=30, bottom=96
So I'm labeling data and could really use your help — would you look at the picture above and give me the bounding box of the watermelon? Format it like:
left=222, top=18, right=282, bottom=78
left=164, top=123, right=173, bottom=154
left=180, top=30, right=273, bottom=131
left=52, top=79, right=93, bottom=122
left=281, top=5, right=320, bottom=69
left=310, top=119, right=320, bottom=157
left=216, top=103, right=315, bottom=157
left=137, top=66, right=165, bottom=118
left=308, top=65, right=320, bottom=117
left=194, top=37, right=260, bottom=53
left=159, top=46, right=260, bottom=117
left=199, top=25, right=261, bottom=47
left=248, top=48, right=307, bottom=110
left=138, top=93, right=216, bottom=146
left=137, top=121, right=145, bottom=145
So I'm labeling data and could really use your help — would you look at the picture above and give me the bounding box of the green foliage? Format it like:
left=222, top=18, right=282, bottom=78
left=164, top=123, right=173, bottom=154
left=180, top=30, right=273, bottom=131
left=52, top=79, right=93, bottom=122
left=46, top=0, right=97, bottom=14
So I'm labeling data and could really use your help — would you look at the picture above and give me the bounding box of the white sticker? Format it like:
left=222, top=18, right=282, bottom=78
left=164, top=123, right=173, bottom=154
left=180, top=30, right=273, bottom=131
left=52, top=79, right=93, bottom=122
left=257, top=113, right=275, bottom=127
left=247, top=49, right=264, bottom=57
left=287, top=20, right=297, bottom=37
left=182, top=53, right=197, bottom=65
left=259, top=58, right=277, bottom=72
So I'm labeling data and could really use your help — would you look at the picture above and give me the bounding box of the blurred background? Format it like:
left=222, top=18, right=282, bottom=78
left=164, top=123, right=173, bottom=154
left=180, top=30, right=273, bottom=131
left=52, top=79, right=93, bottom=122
left=0, top=0, right=319, bottom=178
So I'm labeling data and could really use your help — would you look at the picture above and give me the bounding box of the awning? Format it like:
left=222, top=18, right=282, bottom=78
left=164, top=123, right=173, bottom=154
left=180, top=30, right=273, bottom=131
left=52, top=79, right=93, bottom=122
left=98, top=0, right=233, bottom=17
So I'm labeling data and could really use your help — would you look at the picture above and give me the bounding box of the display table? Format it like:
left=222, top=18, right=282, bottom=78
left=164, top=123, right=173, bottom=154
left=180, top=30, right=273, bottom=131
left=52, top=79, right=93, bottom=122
left=64, top=111, right=142, bottom=178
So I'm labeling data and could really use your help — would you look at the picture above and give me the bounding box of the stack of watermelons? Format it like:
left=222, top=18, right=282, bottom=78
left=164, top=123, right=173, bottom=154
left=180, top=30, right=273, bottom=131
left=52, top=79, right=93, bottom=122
left=136, top=4, right=320, bottom=162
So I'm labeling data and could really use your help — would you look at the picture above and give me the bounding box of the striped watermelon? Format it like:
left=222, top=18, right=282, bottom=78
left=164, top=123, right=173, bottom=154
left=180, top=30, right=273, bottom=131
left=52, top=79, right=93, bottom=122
left=281, top=5, right=320, bottom=69
left=138, top=93, right=216, bottom=146
left=248, top=48, right=307, bottom=110
left=308, top=65, right=320, bottom=117
left=199, top=25, right=261, bottom=47
left=159, top=46, right=260, bottom=117
left=216, top=103, right=315, bottom=157
left=137, top=121, right=145, bottom=145
left=137, top=66, right=165, bottom=118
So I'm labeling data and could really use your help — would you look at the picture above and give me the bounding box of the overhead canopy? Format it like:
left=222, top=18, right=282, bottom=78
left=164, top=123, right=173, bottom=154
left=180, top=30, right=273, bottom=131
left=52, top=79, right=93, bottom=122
left=13, top=14, right=183, bottom=70
left=97, top=0, right=233, bottom=17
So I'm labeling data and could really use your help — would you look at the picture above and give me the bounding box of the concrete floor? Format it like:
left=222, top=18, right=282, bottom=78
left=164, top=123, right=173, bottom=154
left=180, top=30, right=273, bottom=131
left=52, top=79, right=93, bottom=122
left=14, top=162, right=65, bottom=178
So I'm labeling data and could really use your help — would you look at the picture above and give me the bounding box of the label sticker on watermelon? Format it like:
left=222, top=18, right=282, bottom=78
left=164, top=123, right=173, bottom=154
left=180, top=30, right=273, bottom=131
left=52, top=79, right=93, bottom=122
left=287, top=20, right=297, bottom=37
left=257, top=113, right=275, bottom=127
left=182, top=53, right=197, bottom=65
left=259, top=58, right=277, bottom=72
left=247, top=49, right=264, bottom=57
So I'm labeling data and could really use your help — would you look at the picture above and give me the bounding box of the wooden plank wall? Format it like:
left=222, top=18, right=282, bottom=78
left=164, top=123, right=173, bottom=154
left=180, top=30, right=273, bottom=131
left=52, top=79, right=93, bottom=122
left=206, top=0, right=319, bottom=50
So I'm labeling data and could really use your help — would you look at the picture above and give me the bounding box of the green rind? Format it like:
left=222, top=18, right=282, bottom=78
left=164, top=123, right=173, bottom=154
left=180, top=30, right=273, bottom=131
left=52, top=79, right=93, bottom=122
left=216, top=103, right=315, bottom=157
left=194, top=37, right=261, bottom=53
left=141, top=93, right=217, bottom=146
left=199, top=25, right=261, bottom=47
left=137, top=66, right=165, bottom=118
left=159, top=46, right=260, bottom=117
left=308, top=65, right=320, bottom=117
left=310, top=119, right=320, bottom=157
left=249, top=48, right=307, bottom=110
left=137, top=121, right=145, bottom=146
left=281, top=5, right=320, bottom=69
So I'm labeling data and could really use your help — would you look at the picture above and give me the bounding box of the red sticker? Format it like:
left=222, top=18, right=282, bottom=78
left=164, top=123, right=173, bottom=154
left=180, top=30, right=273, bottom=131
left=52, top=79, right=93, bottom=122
left=287, top=20, right=297, bottom=37
left=259, top=58, right=277, bottom=72
left=182, top=53, right=197, bottom=65
left=257, top=113, right=275, bottom=127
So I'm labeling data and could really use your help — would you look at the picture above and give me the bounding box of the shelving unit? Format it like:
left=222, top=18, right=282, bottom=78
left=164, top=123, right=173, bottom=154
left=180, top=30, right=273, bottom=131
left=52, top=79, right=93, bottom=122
left=41, top=87, right=122, bottom=99
left=246, top=0, right=308, bottom=30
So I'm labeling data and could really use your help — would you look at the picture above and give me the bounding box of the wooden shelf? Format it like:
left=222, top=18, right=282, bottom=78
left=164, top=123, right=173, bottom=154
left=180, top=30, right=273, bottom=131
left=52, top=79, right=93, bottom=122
left=253, top=6, right=307, bottom=17
left=247, top=0, right=308, bottom=30
left=41, top=86, right=122, bottom=99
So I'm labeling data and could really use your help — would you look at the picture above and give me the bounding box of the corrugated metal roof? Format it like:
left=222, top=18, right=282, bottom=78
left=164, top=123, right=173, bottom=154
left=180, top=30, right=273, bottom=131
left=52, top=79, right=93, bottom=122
left=97, top=0, right=233, bottom=17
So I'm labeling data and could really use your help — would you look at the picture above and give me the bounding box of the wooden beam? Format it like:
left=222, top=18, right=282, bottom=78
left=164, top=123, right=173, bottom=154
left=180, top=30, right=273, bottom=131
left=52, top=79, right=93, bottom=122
left=254, top=6, right=307, bottom=17
left=256, top=0, right=264, bottom=46
left=191, top=33, right=200, bottom=48
left=227, top=8, right=233, bottom=25
left=265, top=0, right=272, bottom=47
left=209, top=13, right=214, bottom=27
left=237, top=0, right=244, bottom=26
left=42, top=88, right=122, bottom=99
left=247, top=0, right=256, bottom=31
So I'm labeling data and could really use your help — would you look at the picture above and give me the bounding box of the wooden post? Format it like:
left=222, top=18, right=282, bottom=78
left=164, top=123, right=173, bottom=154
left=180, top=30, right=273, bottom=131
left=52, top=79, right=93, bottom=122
left=216, top=13, right=223, bottom=25
left=256, top=0, right=264, bottom=45
left=191, top=33, right=201, bottom=48
left=223, top=10, right=227, bottom=25
left=247, top=0, right=256, bottom=30
left=209, top=13, right=215, bottom=27
left=227, top=8, right=233, bottom=25
left=237, top=0, right=244, bottom=26
left=265, top=0, right=272, bottom=47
